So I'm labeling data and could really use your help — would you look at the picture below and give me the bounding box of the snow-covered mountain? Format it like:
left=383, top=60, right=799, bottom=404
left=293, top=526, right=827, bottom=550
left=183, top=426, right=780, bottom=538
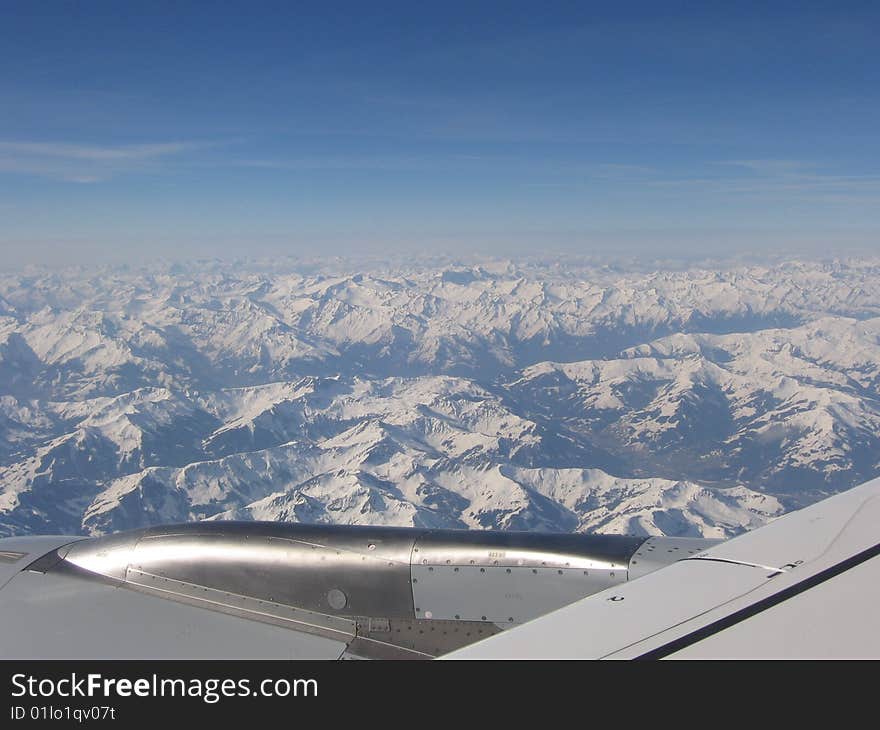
left=512, top=315, right=880, bottom=505
left=2, top=256, right=878, bottom=538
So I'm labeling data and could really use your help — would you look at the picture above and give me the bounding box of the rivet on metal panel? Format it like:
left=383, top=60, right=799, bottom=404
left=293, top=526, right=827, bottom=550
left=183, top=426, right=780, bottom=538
left=327, top=588, right=347, bottom=610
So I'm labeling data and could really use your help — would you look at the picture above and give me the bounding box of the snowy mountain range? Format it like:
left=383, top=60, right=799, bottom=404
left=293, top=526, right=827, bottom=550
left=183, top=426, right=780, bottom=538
left=2, top=255, right=879, bottom=539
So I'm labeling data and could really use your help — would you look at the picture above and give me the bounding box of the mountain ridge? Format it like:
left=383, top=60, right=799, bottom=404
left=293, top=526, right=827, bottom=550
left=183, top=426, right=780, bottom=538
left=2, top=257, right=878, bottom=538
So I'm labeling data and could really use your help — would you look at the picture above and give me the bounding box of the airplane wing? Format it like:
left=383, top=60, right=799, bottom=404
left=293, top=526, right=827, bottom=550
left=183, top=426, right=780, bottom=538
left=446, top=476, right=880, bottom=659
left=0, top=523, right=713, bottom=659
left=3, top=478, right=876, bottom=659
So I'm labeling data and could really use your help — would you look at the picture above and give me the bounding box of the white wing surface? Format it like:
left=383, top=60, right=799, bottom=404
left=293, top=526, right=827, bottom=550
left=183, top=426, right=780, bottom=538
left=447, top=476, right=880, bottom=659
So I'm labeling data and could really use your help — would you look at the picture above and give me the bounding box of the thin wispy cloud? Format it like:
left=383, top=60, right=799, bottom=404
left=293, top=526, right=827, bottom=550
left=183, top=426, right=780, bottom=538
left=0, top=141, right=198, bottom=161
left=517, top=158, right=880, bottom=208
left=231, top=152, right=525, bottom=173
left=640, top=159, right=880, bottom=204
left=0, top=140, right=207, bottom=182
left=233, top=156, right=435, bottom=172
left=721, top=159, right=814, bottom=175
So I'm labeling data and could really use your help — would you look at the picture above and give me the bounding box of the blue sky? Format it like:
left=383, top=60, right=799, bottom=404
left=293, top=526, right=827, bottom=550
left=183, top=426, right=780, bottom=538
left=1, top=1, right=878, bottom=266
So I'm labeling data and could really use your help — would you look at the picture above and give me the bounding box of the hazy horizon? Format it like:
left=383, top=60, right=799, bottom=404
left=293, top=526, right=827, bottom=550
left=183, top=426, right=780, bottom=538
left=3, top=240, right=880, bottom=276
